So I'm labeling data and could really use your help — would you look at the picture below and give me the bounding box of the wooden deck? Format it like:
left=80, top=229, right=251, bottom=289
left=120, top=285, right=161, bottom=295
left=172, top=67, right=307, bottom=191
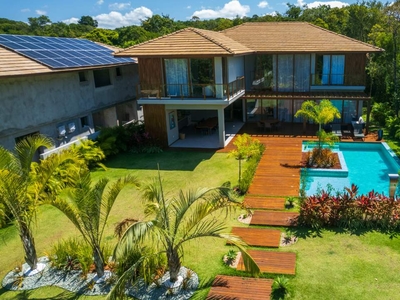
left=237, top=250, right=296, bottom=275
left=230, top=227, right=281, bottom=247
left=206, top=275, right=273, bottom=300
left=251, top=211, right=299, bottom=226
left=244, top=196, right=285, bottom=210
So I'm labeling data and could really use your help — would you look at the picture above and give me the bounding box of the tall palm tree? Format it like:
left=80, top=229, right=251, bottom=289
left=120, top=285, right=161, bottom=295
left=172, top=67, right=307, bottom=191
left=0, top=135, right=80, bottom=270
left=50, top=172, right=139, bottom=278
left=108, top=176, right=259, bottom=299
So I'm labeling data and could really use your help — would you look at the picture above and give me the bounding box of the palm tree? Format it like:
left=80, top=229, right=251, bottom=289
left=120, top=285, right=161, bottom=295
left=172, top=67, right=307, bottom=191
left=0, top=135, right=79, bottom=270
left=50, top=172, right=139, bottom=278
left=108, top=176, right=259, bottom=299
left=294, top=99, right=341, bottom=149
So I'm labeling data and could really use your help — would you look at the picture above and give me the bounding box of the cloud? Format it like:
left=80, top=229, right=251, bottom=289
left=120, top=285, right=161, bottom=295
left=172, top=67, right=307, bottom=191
left=97, top=0, right=104, bottom=4
left=191, top=0, right=250, bottom=19
left=305, top=0, right=349, bottom=8
left=63, top=17, right=79, bottom=24
left=258, top=1, right=270, bottom=8
left=109, top=2, right=132, bottom=11
left=95, top=6, right=153, bottom=29
left=36, top=9, right=47, bottom=15
left=21, top=8, right=30, bottom=13
left=187, top=6, right=191, bottom=9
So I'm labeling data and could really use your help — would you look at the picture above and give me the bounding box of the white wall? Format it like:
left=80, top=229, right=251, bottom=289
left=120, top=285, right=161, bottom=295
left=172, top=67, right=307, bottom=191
left=0, top=64, right=138, bottom=150
left=166, top=109, right=179, bottom=145
left=227, top=56, right=245, bottom=82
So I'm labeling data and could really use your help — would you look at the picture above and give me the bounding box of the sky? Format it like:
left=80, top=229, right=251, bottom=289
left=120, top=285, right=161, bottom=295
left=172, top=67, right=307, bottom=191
left=1, top=0, right=354, bottom=29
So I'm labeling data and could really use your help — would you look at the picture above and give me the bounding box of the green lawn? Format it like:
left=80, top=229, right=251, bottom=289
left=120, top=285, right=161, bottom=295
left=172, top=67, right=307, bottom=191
left=1, top=149, right=400, bottom=299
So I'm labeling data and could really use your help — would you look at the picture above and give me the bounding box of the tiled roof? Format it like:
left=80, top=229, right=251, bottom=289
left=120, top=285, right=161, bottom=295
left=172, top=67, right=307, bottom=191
left=115, top=27, right=253, bottom=57
left=222, top=22, right=382, bottom=53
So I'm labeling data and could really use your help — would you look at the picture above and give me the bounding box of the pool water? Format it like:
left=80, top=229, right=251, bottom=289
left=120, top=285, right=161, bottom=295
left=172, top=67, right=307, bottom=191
left=302, top=142, right=400, bottom=196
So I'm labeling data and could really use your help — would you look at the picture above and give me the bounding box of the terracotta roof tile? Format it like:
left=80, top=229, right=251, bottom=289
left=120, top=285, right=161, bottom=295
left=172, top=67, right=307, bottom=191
left=222, top=22, right=382, bottom=53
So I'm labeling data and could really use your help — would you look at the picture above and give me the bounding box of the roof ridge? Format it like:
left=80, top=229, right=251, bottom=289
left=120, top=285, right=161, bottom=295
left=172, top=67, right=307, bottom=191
left=220, top=21, right=310, bottom=33
left=190, top=27, right=236, bottom=54
left=306, top=23, right=384, bottom=52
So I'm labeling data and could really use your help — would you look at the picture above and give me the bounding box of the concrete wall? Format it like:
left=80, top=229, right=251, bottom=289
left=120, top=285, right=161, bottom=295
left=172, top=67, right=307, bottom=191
left=0, top=64, right=138, bottom=150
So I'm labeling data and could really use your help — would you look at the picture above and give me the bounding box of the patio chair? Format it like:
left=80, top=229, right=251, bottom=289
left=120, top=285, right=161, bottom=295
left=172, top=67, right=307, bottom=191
left=353, top=124, right=365, bottom=141
left=332, top=124, right=342, bottom=140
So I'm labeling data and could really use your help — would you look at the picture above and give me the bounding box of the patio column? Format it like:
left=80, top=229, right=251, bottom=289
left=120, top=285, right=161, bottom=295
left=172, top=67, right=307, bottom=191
left=215, top=57, right=223, bottom=99
left=218, top=108, right=225, bottom=148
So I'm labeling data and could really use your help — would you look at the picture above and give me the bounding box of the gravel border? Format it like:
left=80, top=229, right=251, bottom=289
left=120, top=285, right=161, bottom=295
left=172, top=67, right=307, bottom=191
left=2, top=257, right=199, bottom=299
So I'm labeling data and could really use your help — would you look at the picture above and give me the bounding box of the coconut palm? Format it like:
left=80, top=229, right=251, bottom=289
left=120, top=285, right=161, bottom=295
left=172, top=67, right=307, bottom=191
left=108, top=176, right=259, bottom=299
left=50, top=172, right=139, bottom=278
left=0, top=135, right=80, bottom=270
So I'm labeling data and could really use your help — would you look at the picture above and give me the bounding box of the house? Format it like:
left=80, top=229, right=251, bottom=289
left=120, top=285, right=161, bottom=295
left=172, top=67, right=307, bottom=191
left=115, top=22, right=382, bottom=149
left=0, top=34, right=139, bottom=152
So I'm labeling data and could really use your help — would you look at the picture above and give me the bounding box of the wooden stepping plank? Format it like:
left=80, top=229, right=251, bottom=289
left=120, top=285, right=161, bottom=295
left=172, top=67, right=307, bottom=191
left=244, top=196, right=285, bottom=210
left=251, top=211, right=299, bottom=227
left=206, top=275, right=273, bottom=300
left=237, top=249, right=296, bottom=275
left=230, top=227, right=281, bottom=247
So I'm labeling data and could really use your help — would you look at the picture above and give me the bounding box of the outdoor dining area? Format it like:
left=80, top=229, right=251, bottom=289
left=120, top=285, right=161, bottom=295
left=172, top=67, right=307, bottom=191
left=257, top=118, right=282, bottom=132
left=195, top=117, right=218, bottom=134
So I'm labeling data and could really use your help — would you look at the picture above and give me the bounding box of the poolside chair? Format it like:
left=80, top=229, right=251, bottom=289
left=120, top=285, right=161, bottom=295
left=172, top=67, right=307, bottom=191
left=353, top=124, right=365, bottom=141
left=332, top=124, right=342, bottom=140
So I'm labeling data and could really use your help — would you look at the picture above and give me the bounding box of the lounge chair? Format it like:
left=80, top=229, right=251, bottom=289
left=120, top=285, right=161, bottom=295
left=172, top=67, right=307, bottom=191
left=353, top=124, right=365, bottom=141
left=332, top=124, right=342, bottom=140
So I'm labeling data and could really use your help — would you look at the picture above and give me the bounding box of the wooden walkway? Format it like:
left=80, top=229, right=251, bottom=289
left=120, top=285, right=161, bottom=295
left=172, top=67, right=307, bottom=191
left=251, top=211, right=299, bottom=227
left=237, top=250, right=297, bottom=275
left=244, top=196, right=285, bottom=210
left=206, top=275, right=273, bottom=300
left=230, top=227, right=281, bottom=247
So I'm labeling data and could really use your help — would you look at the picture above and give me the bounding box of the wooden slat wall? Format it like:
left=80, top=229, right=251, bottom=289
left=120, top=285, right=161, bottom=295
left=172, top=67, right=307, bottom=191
left=139, top=58, right=163, bottom=87
left=142, top=104, right=168, bottom=147
left=345, top=53, right=366, bottom=86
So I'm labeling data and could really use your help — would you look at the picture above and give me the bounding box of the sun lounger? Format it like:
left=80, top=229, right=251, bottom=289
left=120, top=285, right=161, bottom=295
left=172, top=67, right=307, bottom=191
left=353, top=124, right=365, bottom=141
left=332, top=124, right=342, bottom=140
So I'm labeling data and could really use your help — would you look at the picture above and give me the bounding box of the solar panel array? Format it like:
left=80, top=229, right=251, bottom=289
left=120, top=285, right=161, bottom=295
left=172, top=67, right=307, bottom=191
left=0, top=34, right=134, bottom=69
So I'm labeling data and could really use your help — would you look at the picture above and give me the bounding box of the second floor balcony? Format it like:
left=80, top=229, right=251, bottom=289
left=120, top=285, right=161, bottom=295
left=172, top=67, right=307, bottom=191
left=137, top=77, right=245, bottom=104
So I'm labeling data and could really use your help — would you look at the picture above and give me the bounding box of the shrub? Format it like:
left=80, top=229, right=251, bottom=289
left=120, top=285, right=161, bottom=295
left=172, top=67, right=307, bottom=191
left=305, top=147, right=338, bottom=168
left=272, top=276, right=290, bottom=299
left=371, top=102, right=394, bottom=127
left=71, top=139, right=106, bottom=170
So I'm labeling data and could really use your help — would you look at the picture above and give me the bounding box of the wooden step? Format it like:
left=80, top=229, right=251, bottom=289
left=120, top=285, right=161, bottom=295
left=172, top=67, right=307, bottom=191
left=229, top=227, right=281, bottom=247
left=250, top=210, right=299, bottom=227
left=207, top=275, right=273, bottom=300
left=244, top=196, right=285, bottom=210
left=237, top=249, right=296, bottom=275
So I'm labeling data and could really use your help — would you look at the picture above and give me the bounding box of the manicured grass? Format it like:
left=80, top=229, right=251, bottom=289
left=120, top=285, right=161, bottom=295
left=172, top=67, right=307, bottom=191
left=285, top=228, right=400, bottom=300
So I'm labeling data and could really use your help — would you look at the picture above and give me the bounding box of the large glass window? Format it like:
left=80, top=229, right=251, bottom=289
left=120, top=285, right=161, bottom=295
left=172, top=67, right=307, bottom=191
left=93, top=69, right=111, bottom=88
left=190, top=58, right=214, bottom=97
left=164, top=59, right=189, bottom=97
left=294, top=54, right=310, bottom=92
left=278, top=55, right=294, bottom=92
left=315, top=54, right=345, bottom=85
left=253, top=55, right=275, bottom=90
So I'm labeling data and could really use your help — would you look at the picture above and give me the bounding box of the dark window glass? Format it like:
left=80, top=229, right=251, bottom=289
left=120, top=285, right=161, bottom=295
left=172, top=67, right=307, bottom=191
left=93, top=69, right=111, bottom=88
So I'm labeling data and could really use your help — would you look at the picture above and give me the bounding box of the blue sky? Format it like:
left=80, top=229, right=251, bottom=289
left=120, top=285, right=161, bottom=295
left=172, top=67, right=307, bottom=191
left=2, top=0, right=353, bottom=29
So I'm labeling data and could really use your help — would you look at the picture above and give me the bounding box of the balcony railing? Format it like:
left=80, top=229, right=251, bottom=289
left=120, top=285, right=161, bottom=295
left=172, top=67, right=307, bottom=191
left=311, top=74, right=365, bottom=86
left=138, top=77, right=245, bottom=101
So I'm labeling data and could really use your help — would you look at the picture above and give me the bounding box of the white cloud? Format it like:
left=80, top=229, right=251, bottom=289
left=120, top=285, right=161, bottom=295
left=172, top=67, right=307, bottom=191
left=305, top=0, right=349, bottom=8
left=63, top=17, right=79, bottom=24
left=191, top=0, right=250, bottom=19
left=297, top=0, right=306, bottom=6
left=95, top=6, right=153, bottom=29
left=187, top=6, right=191, bottom=9
left=258, top=1, right=270, bottom=8
left=97, top=0, right=104, bottom=4
left=36, top=9, right=47, bottom=15
left=21, top=8, right=30, bottom=13
left=109, top=2, right=131, bottom=11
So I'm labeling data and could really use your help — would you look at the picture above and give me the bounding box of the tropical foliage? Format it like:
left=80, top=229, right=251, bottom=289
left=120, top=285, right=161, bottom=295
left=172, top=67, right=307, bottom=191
left=0, top=135, right=80, bottom=270
left=108, top=176, right=259, bottom=299
left=49, top=172, right=139, bottom=278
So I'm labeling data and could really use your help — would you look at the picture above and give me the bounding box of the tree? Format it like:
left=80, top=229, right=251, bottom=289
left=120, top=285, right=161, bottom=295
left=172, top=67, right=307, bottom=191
left=294, top=99, right=341, bottom=150
left=50, top=172, right=139, bottom=278
left=108, top=176, right=259, bottom=299
left=228, top=134, right=262, bottom=188
left=78, top=15, right=98, bottom=27
left=0, top=135, right=79, bottom=270
left=28, top=15, right=51, bottom=32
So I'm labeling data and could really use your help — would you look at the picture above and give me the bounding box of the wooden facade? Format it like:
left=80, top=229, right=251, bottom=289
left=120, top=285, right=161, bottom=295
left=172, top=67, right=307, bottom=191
left=138, top=58, right=163, bottom=87
left=142, top=104, right=168, bottom=146
left=345, top=53, right=366, bottom=86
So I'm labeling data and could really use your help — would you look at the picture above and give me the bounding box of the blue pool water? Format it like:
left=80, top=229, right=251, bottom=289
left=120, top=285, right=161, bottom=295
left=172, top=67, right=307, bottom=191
left=302, top=142, right=400, bottom=196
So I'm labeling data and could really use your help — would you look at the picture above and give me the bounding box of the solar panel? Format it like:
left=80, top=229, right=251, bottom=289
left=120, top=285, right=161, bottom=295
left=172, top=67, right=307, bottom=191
left=0, top=34, right=135, bottom=69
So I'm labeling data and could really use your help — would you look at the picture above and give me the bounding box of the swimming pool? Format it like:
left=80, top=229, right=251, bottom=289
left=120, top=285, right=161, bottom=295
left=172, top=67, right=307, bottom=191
left=301, top=142, right=400, bottom=196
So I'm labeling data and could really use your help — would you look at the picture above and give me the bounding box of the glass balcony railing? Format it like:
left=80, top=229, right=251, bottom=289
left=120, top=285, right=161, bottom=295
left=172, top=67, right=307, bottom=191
left=138, top=77, right=245, bottom=101
left=311, top=74, right=365, bottom=86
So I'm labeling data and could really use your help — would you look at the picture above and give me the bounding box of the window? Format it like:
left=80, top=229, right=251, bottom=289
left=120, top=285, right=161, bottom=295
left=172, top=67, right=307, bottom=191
left=93, top=69, right=111, bottom=88
left=253, top=55, right=274, bottom=90
left=315, top=54, right=345, bottom=85
left=277, top=55, right=294, bottom=92
left=116, top=67, right=122, bottom=77
left=78, top=71, right=87, bottom=82
left=80, top=116, right=89, bottom=127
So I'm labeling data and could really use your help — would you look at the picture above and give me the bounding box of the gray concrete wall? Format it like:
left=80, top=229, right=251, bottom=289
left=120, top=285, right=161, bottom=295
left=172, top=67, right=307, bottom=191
left=0, top=64, right=138, bottom=150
